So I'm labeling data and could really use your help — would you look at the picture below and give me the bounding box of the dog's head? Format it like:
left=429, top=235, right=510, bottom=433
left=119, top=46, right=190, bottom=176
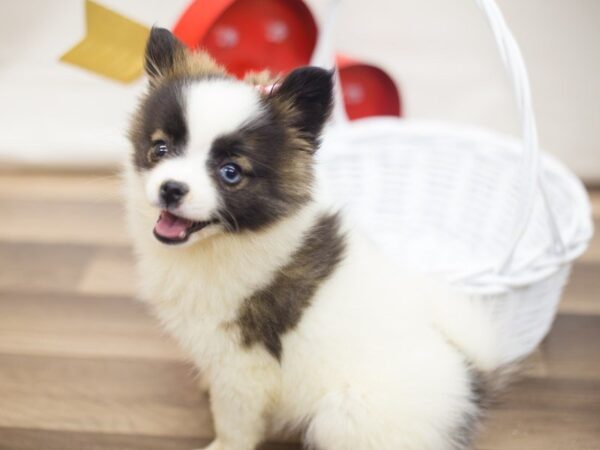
left=128, top=28, right=333, bottom=246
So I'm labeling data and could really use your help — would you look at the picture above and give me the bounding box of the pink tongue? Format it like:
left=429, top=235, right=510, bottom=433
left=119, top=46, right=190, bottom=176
left=154, top=211, right=192, bottom=239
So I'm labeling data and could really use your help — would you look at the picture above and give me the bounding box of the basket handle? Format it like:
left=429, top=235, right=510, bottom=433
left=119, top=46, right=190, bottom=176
left=311, top=0, right=566, bottom=272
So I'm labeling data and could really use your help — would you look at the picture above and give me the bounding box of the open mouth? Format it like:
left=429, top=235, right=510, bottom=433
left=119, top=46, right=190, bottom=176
left=153, top=210, right=216, bottom=245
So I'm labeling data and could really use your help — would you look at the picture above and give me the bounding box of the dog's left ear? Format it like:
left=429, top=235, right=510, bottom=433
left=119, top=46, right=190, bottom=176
left=144, top=27, right=187, bottom=84
left=144, top=27, right=225, bottom=86
left=271, top=67, right=334, bottom=145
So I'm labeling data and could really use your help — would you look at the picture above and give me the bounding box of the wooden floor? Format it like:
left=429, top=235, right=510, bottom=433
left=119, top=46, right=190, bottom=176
left=0, top=172, right=598, bottom=450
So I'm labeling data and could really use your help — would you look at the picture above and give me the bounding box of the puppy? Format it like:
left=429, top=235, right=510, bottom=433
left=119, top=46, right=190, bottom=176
left=125, top=27, right=508, bottom=450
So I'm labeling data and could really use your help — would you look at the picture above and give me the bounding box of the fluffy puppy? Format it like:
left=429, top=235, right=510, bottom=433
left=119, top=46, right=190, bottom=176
left=125, top=28, right=507, bottom=450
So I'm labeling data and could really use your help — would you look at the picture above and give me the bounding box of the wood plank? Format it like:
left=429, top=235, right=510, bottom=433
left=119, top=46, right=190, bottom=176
left=77, top=246, right=136, bottom=297
left=477, top=377, right=600, bottom=450
left=520, top=349, right=549, bottom=378
left=0, top=242, right=94, bottom=293
left=559, top=261, right=600, bottom=315
left=514, top=313, right=600, bottom=381
left=494, top=376, right=600, bottom=413
left=0, top=428, right=301, bottom=450
left=0, top=428, right=209, bottom=450
left=0, top=200, right=128, bottom=245
left=478, top=408, right=600, bottom=450
left=0, top=173, right=121, bottom=203
left=538, top=313, right=600, bottom=380
left=478, top=375, right=600, bottom=450
left=0, top=290, right=182, bottom=360
left=578, top=216, right=599, bottom=264
left=0, top=354, right=212, bottom=437
left=589, top=190, right=600, bottom=220
left=0, top=239, right=136, bottom=298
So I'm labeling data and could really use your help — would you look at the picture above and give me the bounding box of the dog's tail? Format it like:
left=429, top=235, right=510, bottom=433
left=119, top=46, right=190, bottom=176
left=429, top=287, right=520, bottom=400
left=430, top=290, right=502, bottom=370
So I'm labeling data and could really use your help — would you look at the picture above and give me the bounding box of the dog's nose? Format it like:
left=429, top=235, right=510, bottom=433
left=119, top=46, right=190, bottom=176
left=159, top=180, right=189, bottom=208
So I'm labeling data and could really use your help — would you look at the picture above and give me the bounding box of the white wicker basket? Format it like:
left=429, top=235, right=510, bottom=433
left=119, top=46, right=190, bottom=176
left=313, top=0, right=594, bottom=363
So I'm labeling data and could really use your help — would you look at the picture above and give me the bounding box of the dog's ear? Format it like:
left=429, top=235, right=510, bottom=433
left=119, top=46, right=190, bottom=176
left=144, top=27, right=186, bottom=85
left=144, top=27, right=226, bottom=86
left=271, top=67, right=334, bottom=145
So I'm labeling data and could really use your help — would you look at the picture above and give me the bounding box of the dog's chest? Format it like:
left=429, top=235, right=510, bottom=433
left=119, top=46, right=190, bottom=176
left=154, top=298, right=233, bottom=368
left=139, top=249, right=278, bottom=366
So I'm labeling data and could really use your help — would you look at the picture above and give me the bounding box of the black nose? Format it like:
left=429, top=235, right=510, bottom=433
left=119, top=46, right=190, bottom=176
left=159, top=180, right=189, bottom=208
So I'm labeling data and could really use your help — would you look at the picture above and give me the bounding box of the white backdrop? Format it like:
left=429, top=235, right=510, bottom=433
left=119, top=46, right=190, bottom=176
left=0, top=0, right=598, bottom=181
left=0, top=0, right=189, bottom=168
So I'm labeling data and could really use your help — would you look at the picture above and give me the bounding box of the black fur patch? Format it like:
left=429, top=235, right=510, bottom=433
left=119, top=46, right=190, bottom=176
left=450, top=369, right=484, bottom=450
left=144, top=27, right=185, bottom=82
left=206, top=67, right=333, bottom=231
left=128, top=79, right=189, bottom=170
left=451, top=363, right=520, bottom=449
left=270, top=66, right=335, bottom=148
left=235, top=212, right=346, bottom=360
left=130, top=28, right=227, bottom=171
left=143, top=27, right=225, bottom=85
left=207, top=109, right=314, bottom=231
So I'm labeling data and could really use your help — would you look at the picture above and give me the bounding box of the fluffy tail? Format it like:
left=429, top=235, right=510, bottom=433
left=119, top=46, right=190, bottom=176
left=430, top=289, right=502, bottom=370
left=429, top=286, right=521, bottom=402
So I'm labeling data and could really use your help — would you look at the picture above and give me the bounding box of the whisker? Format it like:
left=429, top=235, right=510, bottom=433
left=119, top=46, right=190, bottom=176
left=214, top=210, right=229, bottom=232
left=218, top=207, right=240, bottom=233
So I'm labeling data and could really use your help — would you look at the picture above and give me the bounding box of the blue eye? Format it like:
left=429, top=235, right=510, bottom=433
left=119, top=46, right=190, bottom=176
left=219, top=163, right=242, bottom=185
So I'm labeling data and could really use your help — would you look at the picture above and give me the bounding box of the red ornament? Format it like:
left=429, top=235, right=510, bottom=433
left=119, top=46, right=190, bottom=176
left=336, top=55, right=401, bottom=120
left=174, top=0, right=316, bottom=78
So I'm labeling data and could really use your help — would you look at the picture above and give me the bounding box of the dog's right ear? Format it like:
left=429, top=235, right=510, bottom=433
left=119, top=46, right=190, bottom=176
left=144, top=27, right=186, bottom=85
left=269, top=67, right=334, bottom=147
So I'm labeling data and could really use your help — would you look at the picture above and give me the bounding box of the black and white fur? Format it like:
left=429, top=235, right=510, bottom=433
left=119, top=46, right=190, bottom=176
left=125, top=28, right=507, bottom=450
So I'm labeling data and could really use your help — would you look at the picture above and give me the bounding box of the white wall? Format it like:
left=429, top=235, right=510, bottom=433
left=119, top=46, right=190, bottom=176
left=307, top=0, right=600, bottom=182
left=1, top=0, right=598, bottom=181
left=0, top=0, right=190, bottom=168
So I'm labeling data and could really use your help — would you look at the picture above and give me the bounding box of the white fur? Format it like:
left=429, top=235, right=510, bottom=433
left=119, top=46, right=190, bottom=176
left=186, top=80, right=261, bottom=152
left=125, top=79, right=503, bottom=450
left=276, top=234, right=501, bottom=449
